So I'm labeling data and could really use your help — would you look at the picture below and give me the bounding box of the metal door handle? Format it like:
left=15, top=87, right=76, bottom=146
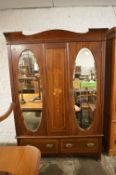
left=65, top=143, right=73, bottom=148
left=46, top=143, right=54, bottom=148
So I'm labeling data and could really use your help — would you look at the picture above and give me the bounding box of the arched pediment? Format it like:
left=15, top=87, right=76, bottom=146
left=4, top=28, right=107, bottom=44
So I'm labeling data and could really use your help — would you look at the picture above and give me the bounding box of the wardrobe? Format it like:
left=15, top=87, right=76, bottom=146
left=104, top=27, right=116, bottom=155
left=4, top=29, right=107, bottom=157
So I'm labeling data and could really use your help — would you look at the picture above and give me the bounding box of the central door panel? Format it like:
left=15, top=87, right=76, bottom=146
left=44, top=43, right=69, bottom=135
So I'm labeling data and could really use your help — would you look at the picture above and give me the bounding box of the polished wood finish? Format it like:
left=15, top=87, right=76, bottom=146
left=68, top=42, right=104, bottom=137
left=19, top=136, right=102, bottom=157
left=104, top=27, right=116, bottom=155
left=44, top=43, right=69, bottom=135
left=60, top=138, right=101, bottom=155
left=7, top=44, right=47, bottom=136
left=19, top=138, right=59, bottom=154
left=4, top=29, right=107, bottom=44
left=0, top=146, right=41, bottom=175
left=4, top=29, right=107, bottom=157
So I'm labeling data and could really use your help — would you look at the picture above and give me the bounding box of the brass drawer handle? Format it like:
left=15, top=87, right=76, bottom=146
left=46, top=143, right=54, bottom=148
left=86, top=142, right=95, bottom=148
left=65, top=143, right=73, bottom=148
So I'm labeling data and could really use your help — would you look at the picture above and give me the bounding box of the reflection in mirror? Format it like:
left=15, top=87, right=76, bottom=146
left=18, top=50, right=42, bottom=132
left=73, top=48, right=96, bottom=130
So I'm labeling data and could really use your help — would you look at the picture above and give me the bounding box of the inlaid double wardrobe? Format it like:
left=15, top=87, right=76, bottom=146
left=104, top=27, right=116, bottom=156
left=4, top=29, right=107, bottom=157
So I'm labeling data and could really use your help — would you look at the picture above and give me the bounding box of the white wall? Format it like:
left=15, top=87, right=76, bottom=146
left=0, top=6, right=116, bottom=144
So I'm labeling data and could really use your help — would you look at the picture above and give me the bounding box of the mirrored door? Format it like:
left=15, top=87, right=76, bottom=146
left=18, top=50, right=43, bottom=132
left=73, top=48, right=97, bottom=130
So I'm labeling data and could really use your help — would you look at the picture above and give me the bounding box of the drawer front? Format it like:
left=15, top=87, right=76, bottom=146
left=19, top=138, right=58, bottom=154
left=61, top=138, right=100, bottom=154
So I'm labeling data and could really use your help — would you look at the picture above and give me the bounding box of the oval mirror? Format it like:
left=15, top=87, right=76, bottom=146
left=18, top=50, right=42, bottom=132
left=73, top=48, right=96, bottom=130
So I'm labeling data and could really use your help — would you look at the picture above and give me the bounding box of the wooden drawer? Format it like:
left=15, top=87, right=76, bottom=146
left=61, top=138, right=99, bottom=154
left=19, top=138, right=59, bottom=154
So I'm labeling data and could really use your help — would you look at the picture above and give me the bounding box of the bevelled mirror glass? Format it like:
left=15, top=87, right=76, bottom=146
left=18, top=50, right=42, bottom=132
left=73, top=48, right=96, bottom=130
